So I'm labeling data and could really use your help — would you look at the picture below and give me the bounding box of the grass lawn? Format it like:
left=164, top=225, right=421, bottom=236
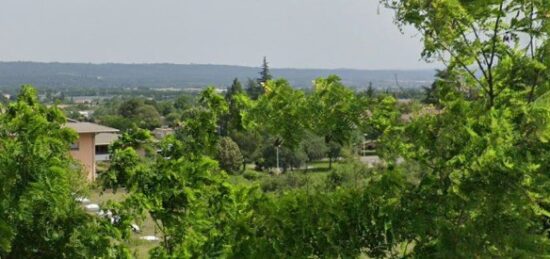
left=228, top=160, right=340, bottom=191
left=89, top=189, right=159, bottom=259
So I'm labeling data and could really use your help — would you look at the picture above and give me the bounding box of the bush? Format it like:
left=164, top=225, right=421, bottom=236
left=243, top=170, right=261, bottom=181
left=229, top=180, right=407, bottom=258
left=260, top=173, right=307, bottom=192
left=216, top=137, right=244, bottom=174
left=324, top=161, right=371, bottom=190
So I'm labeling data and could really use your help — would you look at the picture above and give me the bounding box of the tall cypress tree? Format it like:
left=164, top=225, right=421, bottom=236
left=226, top=78, right=243, bottom=101
left=366, top=82, right=375, bottom=98
left=247, top=57, right=272, bottom=100
left=257, top=56, right=273, bottom=85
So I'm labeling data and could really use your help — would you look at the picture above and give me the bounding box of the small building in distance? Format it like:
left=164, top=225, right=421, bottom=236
left=65, top=121, right=119, bottom=181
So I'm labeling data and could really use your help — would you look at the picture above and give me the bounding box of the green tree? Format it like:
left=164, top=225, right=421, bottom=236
left=308, top=75, right=361, bottom=168
left=229, top=174, right=406, bottom=258
left=174, top=93, right=192, bottom=111
left=198, top=86, right=228, bottom=117
left=221, top=78, right=245, bottom=135
left=216, top=136, right=244, bottom=174
left=157, top=100, right=175, bottom=116
left=246, top=78, right=263, bottom=100
left=366, top=82, right=375, bottom=98
left=422, top=69, right=469, bottom=106
left=363, top=94, right=400, bottom=141
left=118, top=98, right=143, bottom=118
left=133, top=103, right=162, bottom=129
left=423, top=70, right=443, bottom=105
left=97, top=114, right=134, bottom=131
left=0, top=85, right=130, bottom=258
left=175, top=87, right=228, bottom=157
left=326, top=141, right=342, bottom=169
left=379, top=0, right=550, bottom=256
left=230, top=130, right=263, bottom=171
left=382, top=0, right=549, bottom=107
left=246, top=57, right=272, bottom=100
left=258, top=140, right=308, bottom=172
left=176, top=107, right=220, bottom=157
left=257, top=56, right=273, bottom=85
left=300, top=132, right=329, bottom=168
left=226, top=78, right=243, bottom=98
left=164, top=111, right=182, bottom=128
left=103, top=125, right=260, bottom=257
left=253, top=79, right=308, bottom=151
left=382, top=95, right=550, bottom=257
left=100, top=97, right=162, bottom=130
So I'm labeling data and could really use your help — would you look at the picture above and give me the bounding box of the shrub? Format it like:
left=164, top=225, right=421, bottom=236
left=260, top=173, right=307, bottom=192
left=216, top=137, right=243, bottom=174
left=324, top=161, right=371, bottom=190
left=243, top=170, right=261, bottom=181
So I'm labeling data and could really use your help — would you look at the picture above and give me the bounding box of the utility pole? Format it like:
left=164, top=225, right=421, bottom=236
left=274, top=137, right=283, bottom=174
left=276, top=146, right=280, bottom=174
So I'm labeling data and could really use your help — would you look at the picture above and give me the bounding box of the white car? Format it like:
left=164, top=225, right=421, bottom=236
left=84, top=203, right=100, bottom=212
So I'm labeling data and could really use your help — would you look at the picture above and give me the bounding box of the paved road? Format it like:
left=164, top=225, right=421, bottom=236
left=360, top=155, right=381, bottom=167
left=359, top=156, right=404, bottom=167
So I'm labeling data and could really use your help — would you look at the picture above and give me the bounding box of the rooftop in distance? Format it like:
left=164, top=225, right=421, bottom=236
left=65, top=121, right=119, bottom=134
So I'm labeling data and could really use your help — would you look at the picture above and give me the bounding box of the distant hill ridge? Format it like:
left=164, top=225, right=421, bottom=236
left=0, top=61, right=435, bottom=89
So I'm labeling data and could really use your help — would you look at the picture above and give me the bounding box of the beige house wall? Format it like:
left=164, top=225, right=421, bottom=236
left=70, top=133, right=96, bottom=181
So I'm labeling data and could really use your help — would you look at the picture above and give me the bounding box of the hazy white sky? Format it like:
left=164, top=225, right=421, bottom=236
left=0, top=0, right=434, bottom=69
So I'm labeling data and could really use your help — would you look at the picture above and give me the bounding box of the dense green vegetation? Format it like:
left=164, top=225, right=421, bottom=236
left=0, top=0, right=549, bottom=258
left=0, top=86, right=131, bottom=258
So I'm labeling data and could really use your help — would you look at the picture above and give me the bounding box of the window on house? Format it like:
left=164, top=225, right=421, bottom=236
left=95, top=145, right=109, bottom=155
left=71, top=141, right=79, bottom=150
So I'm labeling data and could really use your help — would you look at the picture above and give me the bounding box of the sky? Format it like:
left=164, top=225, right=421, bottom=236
left=0, top=0, right=435, bottom=70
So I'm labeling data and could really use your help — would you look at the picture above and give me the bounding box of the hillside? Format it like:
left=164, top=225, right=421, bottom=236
left=0, top=62, right=435, bottom=90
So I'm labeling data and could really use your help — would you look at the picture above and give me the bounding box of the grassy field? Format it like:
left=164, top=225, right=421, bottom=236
left=89, top=189, right=159, bottom=258
left=228, top=160, right=337, bottom=190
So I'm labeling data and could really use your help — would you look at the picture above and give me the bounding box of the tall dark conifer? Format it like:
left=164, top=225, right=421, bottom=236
left=257, top=56, right=273, bottom=85
left=366, top=82, right=375, bottom=98
left=225, top=78, right=243, bottom=101
left=247, top=57, right=272, bottom=100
